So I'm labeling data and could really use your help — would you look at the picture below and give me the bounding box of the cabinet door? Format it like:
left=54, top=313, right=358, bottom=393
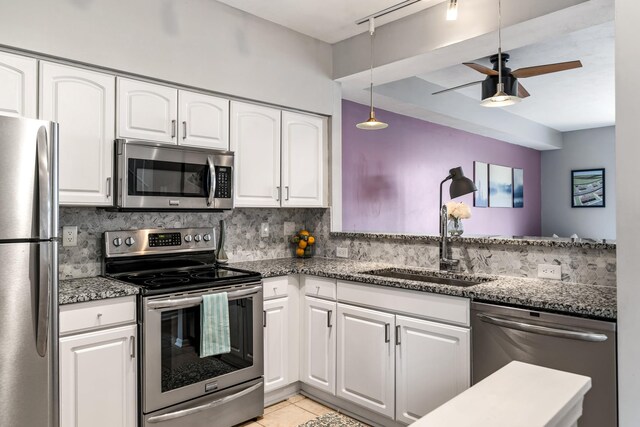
left=263, top=296, right=289, bottom=392
left=395, top=315, right=470, bottom=424
left=337, top=303, right=395, bottom=418
left=117, top=77, right=178, bottom=144
left=281, top=111, right=325, bottom=207
left=301, top=296, right=336, bottom=395
left=178, top=90, right=229, bottom=150
left=0, top=51, right=36, bottom=118
left=60, top=324, right=137, bottom=427
left=40, top=62, right=115, bottom=206
left=230, top=102, right=281, bottom=207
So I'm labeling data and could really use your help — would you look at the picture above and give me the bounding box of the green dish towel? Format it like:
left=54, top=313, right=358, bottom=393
left=200, top=293, right=230, bottom=358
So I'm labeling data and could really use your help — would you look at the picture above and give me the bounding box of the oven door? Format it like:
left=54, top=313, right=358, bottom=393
left=116, top=140, right=233, bottom=210
left=142, top=282, right=263, bottom=413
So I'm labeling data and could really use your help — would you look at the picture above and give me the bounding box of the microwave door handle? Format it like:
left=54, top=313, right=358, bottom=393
left=207, top=156, right=215, bottom=207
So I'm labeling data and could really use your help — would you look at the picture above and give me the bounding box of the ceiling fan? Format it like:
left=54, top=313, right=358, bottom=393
left=433, top=0, right=583, bottom=107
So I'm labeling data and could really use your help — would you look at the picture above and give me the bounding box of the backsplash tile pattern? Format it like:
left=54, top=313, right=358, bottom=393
left=60, top=207, right=616, bottom=287
left=58, top=207, right=325, bottom=279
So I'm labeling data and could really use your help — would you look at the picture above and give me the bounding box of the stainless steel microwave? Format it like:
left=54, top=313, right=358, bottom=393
left=114, top=139, right=233, bottom=210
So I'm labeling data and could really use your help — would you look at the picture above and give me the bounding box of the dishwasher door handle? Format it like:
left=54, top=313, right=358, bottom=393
left=476, top=313, right=608, bottom=342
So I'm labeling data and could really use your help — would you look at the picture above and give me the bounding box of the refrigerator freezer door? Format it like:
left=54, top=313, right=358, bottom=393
left=0, top=114, right=58, bottom=241
left=0, top=241, right=56, bottom=427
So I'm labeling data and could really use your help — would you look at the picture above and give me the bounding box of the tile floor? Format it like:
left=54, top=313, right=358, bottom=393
left=237, top=394, right=368, bottom=427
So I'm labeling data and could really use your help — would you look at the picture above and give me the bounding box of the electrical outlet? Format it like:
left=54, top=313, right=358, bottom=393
left=260, top=222, right=269, bottom=238
left=283, top=221, right=296, bottom=237
left=538, top=264, right=561, bottom=280
left=336, top=247, right=349, bottom=258
left=62, top=226, right=77, bottom=247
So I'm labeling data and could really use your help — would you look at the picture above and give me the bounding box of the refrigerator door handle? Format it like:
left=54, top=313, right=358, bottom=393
left=36, top=126, right=51, bottom=239
left=35, top=126, right=51, bottom=358
left=36, top=243, right=51, bottom=357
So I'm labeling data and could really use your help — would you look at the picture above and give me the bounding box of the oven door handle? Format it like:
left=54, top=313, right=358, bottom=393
left=146, top=285, right=262, bottom=310
left=476, top=313, right=608, bottom=342
left=146, top=381, right=263, bottom=423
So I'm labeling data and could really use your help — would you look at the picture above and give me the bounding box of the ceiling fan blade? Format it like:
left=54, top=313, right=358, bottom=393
left=463, top=62, right=499, bottom=76
left=432, top=80, right=484, bottom=95
left=517, top=83, right=530, bottom=98
left=512, top=60, right=583, bottom=78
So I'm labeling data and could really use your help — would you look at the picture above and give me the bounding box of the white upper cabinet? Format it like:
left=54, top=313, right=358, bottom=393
left=0, top=51, right=37, bottom=118
left=178, top=90, right=229, bottom=150
left=395, top=315, right=470, bottom=424
left=281, top=111, right=325, bottom=207
left=40, top=62, right=115, bottom=206
left=117, top=78, right=178, bottom=144
left=230, top=101, right=281, bottom=207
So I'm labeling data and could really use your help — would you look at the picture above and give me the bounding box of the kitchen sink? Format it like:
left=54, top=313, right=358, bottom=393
left=363, top=268, right=491, bottom=287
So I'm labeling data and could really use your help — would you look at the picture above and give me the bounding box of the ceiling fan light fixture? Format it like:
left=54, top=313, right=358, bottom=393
left=480, top=84, right=521, bottom=107
left=446, top=0, right=458, bottom=20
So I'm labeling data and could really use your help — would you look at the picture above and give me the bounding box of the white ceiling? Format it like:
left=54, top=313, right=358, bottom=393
left=215, top=0, right=447, bottom=44
left=419, top=21, right=615, bottom=132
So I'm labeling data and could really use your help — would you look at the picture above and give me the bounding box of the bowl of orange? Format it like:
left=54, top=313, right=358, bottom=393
left=291, top=229, right=316, bottom=258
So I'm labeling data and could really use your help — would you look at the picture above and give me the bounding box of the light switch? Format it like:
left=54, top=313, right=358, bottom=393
left=260, top=222, right=270, bottom=238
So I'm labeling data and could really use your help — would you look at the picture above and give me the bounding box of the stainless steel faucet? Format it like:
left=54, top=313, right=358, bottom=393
left=439, top=204, right=460, bottom=271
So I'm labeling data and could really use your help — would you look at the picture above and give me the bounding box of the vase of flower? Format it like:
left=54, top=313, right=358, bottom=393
left=445, top=201, right=471, bottom=236
left=448, top=218, right=464, bottom=236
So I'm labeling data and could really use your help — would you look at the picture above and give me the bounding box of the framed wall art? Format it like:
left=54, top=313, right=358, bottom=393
left=572, top=168, right=605, bottom=208
left=474, top=161, right=489, bottom=207
left=489, top=164, right=513, bottom=208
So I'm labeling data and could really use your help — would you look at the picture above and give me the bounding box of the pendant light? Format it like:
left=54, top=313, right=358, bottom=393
left=480, top=0, right=521, bottom=107
left=356, top=18, right=388, bottom=130
left=446, top=0, right=458, bottom=21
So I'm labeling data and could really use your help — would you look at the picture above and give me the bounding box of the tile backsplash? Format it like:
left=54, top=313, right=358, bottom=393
left=60, top=207, right=616, bottom=287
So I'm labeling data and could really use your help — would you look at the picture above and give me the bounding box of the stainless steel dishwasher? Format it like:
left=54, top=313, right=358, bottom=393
left=471, top=302, right=617, bottom=427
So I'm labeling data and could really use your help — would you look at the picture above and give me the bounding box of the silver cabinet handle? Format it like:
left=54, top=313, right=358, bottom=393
left=276, top=186, right=280, bottom=201
left=171, top=119, right=176, bottom=138
left=263, top=310, right=267, bottom=328
left=207, top=156, right=215, bottom=207
left=476, top=313, right=608, bottom=342
left=106, top=177, right=111, bottom=198
left=147, top=381, right=263, bottom=423
left=327, top=310, right=333, bottom=328
left=395, top=325, right=401, bottom=346
left=384, top=323, right=390, bottom=343
left=285, top=186, right=290, bottom=201
left=130, top=335, right=136, bottom=359
left=182, top=121, right=187, bottom=139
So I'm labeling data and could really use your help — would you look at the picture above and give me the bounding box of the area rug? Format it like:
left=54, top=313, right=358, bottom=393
left=298, top=412, right=366, bottom=427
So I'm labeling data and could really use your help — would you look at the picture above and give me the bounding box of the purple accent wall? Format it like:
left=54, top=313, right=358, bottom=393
left=342, top=100, right=542, bottom=235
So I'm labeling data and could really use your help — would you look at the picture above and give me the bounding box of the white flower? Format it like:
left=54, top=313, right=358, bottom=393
left=446, top=201, right=471, bottom=220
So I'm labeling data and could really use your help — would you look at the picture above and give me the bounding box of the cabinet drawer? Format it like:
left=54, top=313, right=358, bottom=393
left=263, top=277, right=289, bottom=300
left=337, top=281, right=470, bottom=327
left=303, top=276, right=336, bottom=300
left=60, top=296, right=136, bottom=335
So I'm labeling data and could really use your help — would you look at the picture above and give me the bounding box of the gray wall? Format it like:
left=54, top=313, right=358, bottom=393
left=541, top=126, right=616, bottom=240
left=0, top=0, right=334, bottom=115
left=616, top=0, right=640, bottom=424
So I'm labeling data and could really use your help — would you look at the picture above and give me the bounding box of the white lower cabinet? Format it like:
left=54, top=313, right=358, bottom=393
left=395, top=315, right=470, bottom=424
left=301, top=296, right=336, bottom=395
left=59, top=324, right=137, bottom=427
left=336, top=303, right=396, bottom=418
left=263, top=296, right=290, bottom=392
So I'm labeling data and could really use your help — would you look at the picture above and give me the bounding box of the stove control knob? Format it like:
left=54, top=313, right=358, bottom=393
left=194, top=234, right=202, bottom=242
left=184, top=235, right=193, bottom=243
left=203, top=233, right=211, bottom=242
left=125, top=237, right=135, bottom=246
left=113, top=237, right=123, bottom=247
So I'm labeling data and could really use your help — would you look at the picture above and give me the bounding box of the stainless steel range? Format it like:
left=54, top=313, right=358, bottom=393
left=103, top=228, right=264, bottom=427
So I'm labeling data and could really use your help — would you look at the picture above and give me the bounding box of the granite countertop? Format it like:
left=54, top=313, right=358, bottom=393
left=59, top=276, right=139, bottom=305
left=230, top=258, right=617, bottom=320
left=59, top=257, right=616, bottom=320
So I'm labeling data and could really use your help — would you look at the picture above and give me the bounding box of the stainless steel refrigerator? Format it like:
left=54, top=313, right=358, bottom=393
left=0, top=114, right=59, bottom=427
